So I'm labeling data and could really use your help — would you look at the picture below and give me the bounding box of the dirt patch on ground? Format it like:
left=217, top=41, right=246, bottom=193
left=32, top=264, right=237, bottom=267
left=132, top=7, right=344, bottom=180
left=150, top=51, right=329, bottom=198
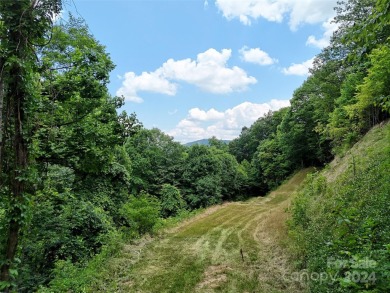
left=196, top=265, right=232, bottom=290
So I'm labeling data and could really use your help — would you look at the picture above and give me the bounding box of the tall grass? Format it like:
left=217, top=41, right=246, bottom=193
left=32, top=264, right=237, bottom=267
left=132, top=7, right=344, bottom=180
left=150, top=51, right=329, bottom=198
left=289, top=123, right=390, bottom=292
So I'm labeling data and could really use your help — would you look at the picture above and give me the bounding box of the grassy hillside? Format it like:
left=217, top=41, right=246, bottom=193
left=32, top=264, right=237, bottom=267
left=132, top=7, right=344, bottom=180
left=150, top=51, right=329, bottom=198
left=289, top=121, right=390, bottom=292
left=42, top=169, right=312, bottom=293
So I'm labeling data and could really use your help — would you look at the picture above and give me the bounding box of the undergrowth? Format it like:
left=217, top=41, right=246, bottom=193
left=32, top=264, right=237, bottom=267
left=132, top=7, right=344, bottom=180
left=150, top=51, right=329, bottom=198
left=38, top=208, right=201, bottom=292
left=288, top=123, right=390, bottom=292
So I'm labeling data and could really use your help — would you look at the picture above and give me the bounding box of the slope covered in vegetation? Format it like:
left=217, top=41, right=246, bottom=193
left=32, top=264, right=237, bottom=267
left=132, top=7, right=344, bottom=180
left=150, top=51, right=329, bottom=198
left=289, top=122, right=390, bottom=292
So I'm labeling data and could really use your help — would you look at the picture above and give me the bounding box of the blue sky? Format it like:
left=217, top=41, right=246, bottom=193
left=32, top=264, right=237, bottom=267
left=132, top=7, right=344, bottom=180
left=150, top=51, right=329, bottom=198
left=64, top=0, right=339, bottom=143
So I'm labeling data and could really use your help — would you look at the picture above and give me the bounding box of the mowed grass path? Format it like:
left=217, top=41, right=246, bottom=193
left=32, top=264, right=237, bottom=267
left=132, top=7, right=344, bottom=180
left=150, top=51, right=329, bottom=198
left=100, top=169, right=311, bottom=293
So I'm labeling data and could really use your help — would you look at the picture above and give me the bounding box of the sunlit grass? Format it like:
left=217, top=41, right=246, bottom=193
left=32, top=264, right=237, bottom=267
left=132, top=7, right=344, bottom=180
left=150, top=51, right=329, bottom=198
left=83, top=169, right=311, bottom=293
left=45, top=169, right=312, bottom=292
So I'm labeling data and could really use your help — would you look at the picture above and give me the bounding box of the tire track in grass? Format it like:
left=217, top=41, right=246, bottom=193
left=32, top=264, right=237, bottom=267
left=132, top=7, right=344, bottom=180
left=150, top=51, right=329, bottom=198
left=101, top=169, right=312, bottom=293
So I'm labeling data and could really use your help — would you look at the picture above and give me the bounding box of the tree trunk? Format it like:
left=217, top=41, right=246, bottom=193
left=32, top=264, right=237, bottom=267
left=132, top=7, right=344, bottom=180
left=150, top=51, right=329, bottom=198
left=0, top=67, right=4, bottom=173
left=0, top=28, right=28, bottom=285
left=0, top=0, right=62, bottom=284
left=1, top=89, right=27, bottom=281
left=0, top=221, right=19, bottom=281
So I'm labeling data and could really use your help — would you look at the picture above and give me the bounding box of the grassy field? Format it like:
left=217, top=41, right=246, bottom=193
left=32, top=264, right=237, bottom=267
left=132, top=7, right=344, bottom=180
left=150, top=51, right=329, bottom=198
left=91, top=169, right=312, bottom=293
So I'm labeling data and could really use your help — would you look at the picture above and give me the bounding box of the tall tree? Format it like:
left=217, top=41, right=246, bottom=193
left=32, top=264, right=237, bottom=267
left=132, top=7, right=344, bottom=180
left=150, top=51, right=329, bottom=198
left=9, top=19, right=130, bottom=290
left=125, top=128, right=185, bottom=195
left=228, top=109, right=287, bottom=163
left=35, top=17, right=120, bottom=176
left=181, top=145, right=222, bottom=208
left=0, top=0, right=61, bottom=283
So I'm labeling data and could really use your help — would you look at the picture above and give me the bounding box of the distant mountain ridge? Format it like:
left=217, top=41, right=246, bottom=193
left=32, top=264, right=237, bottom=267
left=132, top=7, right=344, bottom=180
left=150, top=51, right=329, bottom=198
left=184, top=139, right=231, bottom=147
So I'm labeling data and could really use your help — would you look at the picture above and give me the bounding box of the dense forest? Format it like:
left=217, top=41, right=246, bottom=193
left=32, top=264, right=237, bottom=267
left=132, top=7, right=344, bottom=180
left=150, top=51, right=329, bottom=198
left=0, top=0, right=389, bottom=292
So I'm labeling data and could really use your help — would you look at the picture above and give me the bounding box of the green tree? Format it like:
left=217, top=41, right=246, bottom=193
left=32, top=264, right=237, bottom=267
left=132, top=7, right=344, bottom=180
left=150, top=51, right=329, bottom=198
left=125, top=128, right=185, bottom=195
left=19, top=191, right=113, bottom=290
left=181, top=145, right=222, bottom=208
left=1, top=14, right=133, bottom=290
left=118, top=110, right=143, bottom=140
left=211, top=147, right=246, bottom=201
left=277, top=71, right=338, bottom=169
left=208, top=136, right=228, bottom=152
left=328, top=70, right=365, bottom=153
left=255, top=138, right=291, bottom=190
left=35, top=17, right=121, bottom=176
left=227, top=108, right=290, bottom=195
left=278, top=104, right=317, bottom=169
left=160, top=184, right=185, bottom=218
left=32, top=17, right=133, bottom=222
left=0, top=0, right=62, bottom=283
left=229, top=110, right=286, bottom=163
left=354, top=43, right=390, bottom=125
left=323, top=0, right=390, bottom=153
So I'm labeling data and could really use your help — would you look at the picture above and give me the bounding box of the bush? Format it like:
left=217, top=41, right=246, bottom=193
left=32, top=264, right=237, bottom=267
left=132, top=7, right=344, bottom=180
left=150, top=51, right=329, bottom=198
left=38, top=231, right=123, bottom=293
left=17, top=194, right=114, bottom=292
left=119, top=193, right=161, bottom=236
left=160, top=184, right=185, bottom=218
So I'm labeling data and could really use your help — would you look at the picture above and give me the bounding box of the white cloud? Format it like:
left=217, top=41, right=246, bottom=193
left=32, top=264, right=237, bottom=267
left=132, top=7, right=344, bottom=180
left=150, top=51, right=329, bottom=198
left=116, top=71, right=177, bottom=103
left=216, top=0, right=287, bottom=25
left=161, top=48, right=257, bottom=94
left=288, top=0, right=337, bottom=30
left=188, top=108, right=225, bottom=121
left=269, top=98, right=292, bottom=110
left=168, top=99, right=290, bottom=143
left=239, top=46, right=277, bottom=65
left=306, top=17, right=339, bottom=48
left=215, top=0, right=338, bottom=30
left=117, top=48, right=257, bottom=102
left=282, top=58, right=314, bottom=76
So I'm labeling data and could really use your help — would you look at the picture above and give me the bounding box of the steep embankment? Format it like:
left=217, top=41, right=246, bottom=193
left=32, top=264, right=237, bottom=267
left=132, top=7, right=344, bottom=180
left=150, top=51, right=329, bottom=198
left=289, top=121, right=390, bottom=292
left=82, top=169, right=311, bottom=292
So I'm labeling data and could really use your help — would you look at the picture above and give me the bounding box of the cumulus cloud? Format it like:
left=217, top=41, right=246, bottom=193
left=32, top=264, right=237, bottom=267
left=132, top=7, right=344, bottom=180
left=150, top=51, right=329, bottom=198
left=117, top=48, right=257, bottom=102
left=188, top=108, right=225, bottom=121
left=239, top=46, right=277, bottom=65
left=306, top=17, right=339, bottom=48
left=282, top=58, right=314, bottom=76
left=288, top=0, right=337, bottom=30
left=116, top=71, right=177, bottom=103
left=161, top=49, right=257, bottom=94
left=215, top=0, right=338, bottom=30
left=168, top=99, right=291, bottom=143
left=216, top=0, right=287, bottom=25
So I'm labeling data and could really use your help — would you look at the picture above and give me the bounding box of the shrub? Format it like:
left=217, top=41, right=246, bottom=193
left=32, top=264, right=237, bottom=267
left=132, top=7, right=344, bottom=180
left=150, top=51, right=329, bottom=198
left=18, top=196, right=114, bottom=291
left=160, top=184, right=185, bottom=218
left=119, top=193, right=161, bottom=236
